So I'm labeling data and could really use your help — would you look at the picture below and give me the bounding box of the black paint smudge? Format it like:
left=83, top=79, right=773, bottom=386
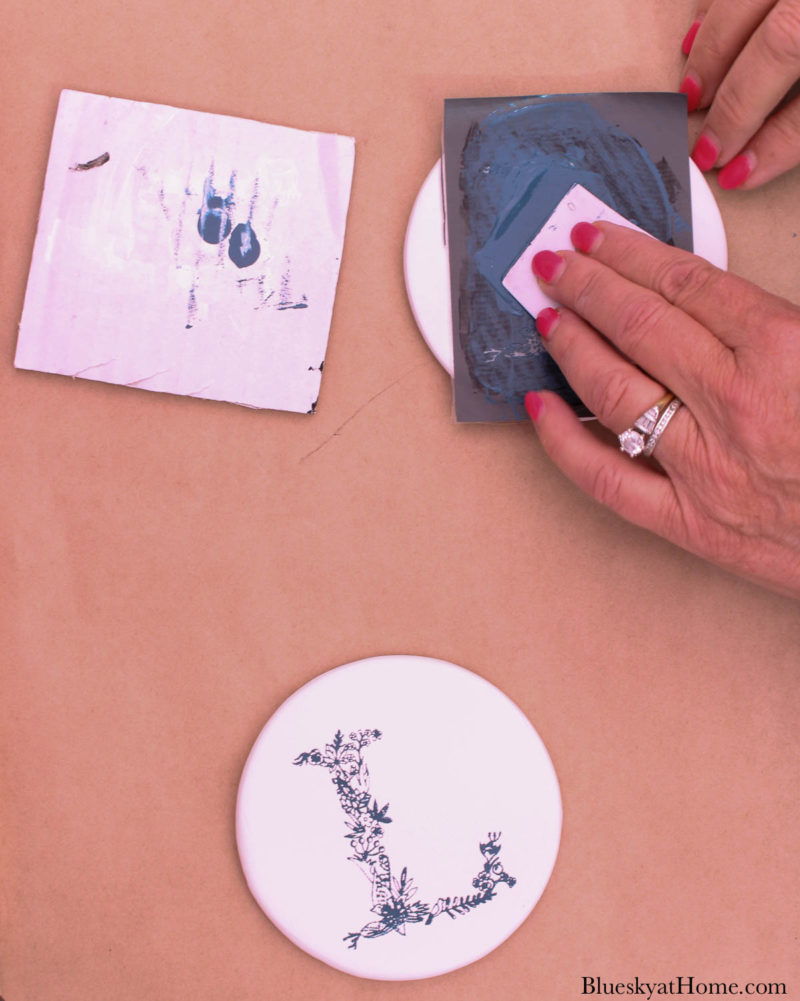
left=70, top=152, right=110, bottom=172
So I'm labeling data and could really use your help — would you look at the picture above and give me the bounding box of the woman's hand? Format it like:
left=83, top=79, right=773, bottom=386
left=525, top=221, right=800, bottom=599
left=680, top=0, right=800, bottom=188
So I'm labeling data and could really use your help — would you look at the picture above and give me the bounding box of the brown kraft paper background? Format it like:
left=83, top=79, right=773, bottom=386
left=1, top=0, right=798, bottom=998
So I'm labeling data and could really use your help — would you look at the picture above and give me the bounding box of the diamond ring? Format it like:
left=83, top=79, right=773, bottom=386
left=642, top=397, right=682, bottom=457
left=618, top=392, right=675, bottom=459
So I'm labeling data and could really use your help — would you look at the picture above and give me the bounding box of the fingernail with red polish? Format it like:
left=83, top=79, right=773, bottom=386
left=571, top=221, right=603, bottom=254
left=525, top=391, right=543, bottom=422
left=691, top=133, right=719, bottom=172
left=681, top=19, right=701, bottom=55
left=679, top=74, right=702, bottom=113
left=536, top=307, right=560, bottom=339
left=718, top=153, right=753, bottom=189
left=532, top=250, right=565, bottom=283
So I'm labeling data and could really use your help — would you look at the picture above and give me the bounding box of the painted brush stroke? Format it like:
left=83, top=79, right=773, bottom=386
left=15, top=90, right=355, bottom=413
left=196, top=166, right=262, bottom=267
left=197, top=171, right=234, bottom=245
left=70, top=151, right=110, bottom=171
left=443, top=93, right=693, bottom=422
left=229, top=221, right=261, bottom=268
left=228, top=177, right=262, bottom=268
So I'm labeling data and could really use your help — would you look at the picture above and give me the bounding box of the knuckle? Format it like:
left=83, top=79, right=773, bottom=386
left=764, top=96, right=800, bottom=145
left=571, top=266, right=607, bottom=319
left=614, top=293, right=670, bottom=351
left=699, top=37, right=725, bottom=65
left=692, top=23, right=730, bottom=66
left=653, top=256, right=718, bottom=309
left=589, top=366, right=638, bottom=426
left=714, top=369, right=784, bottom=453
left=711, top=79, right=752, bottom=130
left=718, top=368, right=757, bottom=419
left=550, top=311, right=581, bottom=368
left=656, top=488, right=689, bottom=547
left=588, top=460, right=626, bottom=511
left=761, top=2, right=800, bottom=65
left=698, top=513, right=750, bottom=566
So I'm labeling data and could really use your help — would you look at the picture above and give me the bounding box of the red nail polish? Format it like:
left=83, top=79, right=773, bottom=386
left=571, top=221, right=602, bottom=254
left=525, top=391, right=543, bottom=422
left=536, top=307, right=560, bottom=339
left=691, top=133, right=719, bottom=172
left=718, top=154, right=752, bottom=189
left=532, top=250, right=564, bottom=283
left=681, top=19, right=701, bottom=55
left=680, top=74, right=701, bottom=113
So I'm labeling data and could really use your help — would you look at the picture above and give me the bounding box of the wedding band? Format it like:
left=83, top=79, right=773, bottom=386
left=642, top=397, right=682, bottom=457
left=618, top=392, right=675, bottom=458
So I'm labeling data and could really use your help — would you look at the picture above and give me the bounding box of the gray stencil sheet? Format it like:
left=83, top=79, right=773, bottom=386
left=443, top=93, right=693, bottom=423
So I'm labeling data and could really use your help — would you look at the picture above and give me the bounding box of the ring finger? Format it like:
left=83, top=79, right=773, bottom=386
left=536, top=305, right=691, bottom=463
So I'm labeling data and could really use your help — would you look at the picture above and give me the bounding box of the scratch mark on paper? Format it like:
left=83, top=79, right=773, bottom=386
left=124, top=369, right=170, bottom=387
left=71, top=359, right=117, bottom=377
left=299, top=364, right=425, bottom=462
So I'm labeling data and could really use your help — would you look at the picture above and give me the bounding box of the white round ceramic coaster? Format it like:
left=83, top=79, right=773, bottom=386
left=236, top=655, right=561, bottom=981
left=403, top=158, right=728, bottom=376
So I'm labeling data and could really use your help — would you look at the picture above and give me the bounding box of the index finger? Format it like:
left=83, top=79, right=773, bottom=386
left=576, top=220, right=783, bottom=351
left=531, top=243, right=733, bottom=409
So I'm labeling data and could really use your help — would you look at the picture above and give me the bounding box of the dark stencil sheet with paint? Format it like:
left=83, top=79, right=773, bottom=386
left=443, top=93, right=693, bottom=422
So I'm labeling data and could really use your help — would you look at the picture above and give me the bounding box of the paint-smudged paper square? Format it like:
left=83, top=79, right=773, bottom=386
left=443, top=93, right=692, bottom=422
left=502, top=184, right=650, bottom=318
left=16, top=90, right=355, bottom=413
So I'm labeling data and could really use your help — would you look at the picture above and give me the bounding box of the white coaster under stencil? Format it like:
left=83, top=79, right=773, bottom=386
left=403, top=158, right=728, bottom=377
left=236, top=655, right=562, bottom=981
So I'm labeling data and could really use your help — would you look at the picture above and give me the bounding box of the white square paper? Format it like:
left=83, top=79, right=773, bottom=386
left=16, top=90, right=356, bottom=413
left=501, top=184, right=649, bottom=318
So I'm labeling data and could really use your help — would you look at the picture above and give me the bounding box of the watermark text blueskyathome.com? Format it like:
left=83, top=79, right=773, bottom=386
left=581, top=977, right=787, bottom=998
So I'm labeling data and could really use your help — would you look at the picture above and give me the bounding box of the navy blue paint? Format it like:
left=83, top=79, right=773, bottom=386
left=197, top=178, right=233, bottom=245
left=294, top=729, right=515, bottom=949
left=472, top=103, right=688, bottom=311
left=228, top=221, right=261, bottom=268
left=276, top=263, right=308, bottom=309
left=185, top=283, right=197, bottom=329
left=446, top=97, right=692, bottom=419
left=187, top=172, right=314, bottom=318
